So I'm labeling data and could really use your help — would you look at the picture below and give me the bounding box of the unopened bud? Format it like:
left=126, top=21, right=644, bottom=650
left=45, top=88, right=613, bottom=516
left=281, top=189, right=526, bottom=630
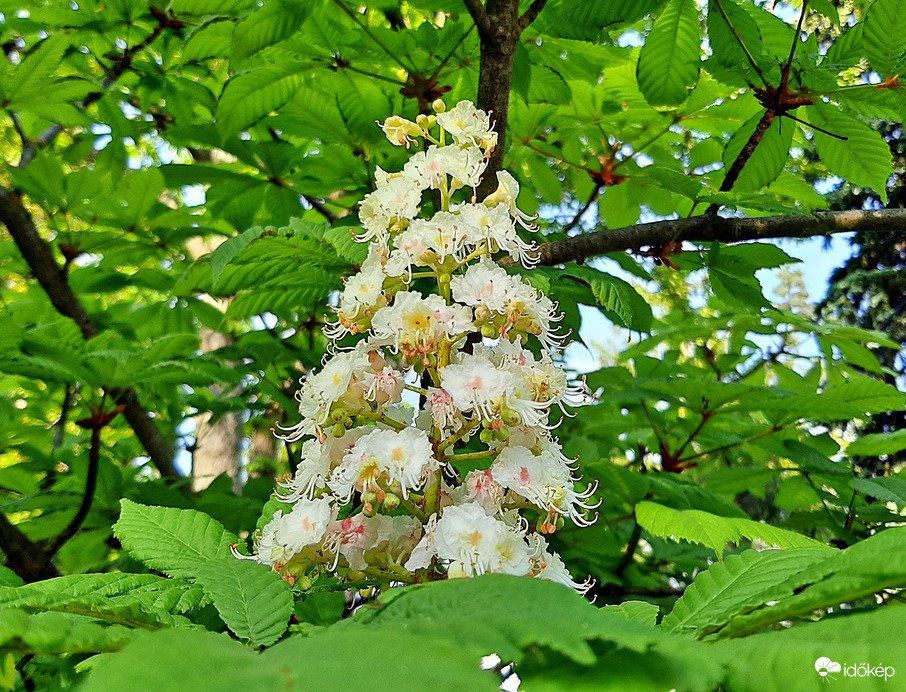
left=481, top=324, right=498, bottom=338
left=432, top=99, right=446, bottom=113
left=296, top=575, right=313, bottom=591
left=362, top=490, right=378, bottom=505
left=383, top=492, right=401, bottom=511
left=502, top=410, right=521, bottom=426
left=331, top=422, right=347, bottom=438
left=479, top=428, right=494, bottom=444
left=330, top=408, right=346, bottom=423
left=416, top=113, right=430, bottom=129
left=495, top=427, right=510, bottom=441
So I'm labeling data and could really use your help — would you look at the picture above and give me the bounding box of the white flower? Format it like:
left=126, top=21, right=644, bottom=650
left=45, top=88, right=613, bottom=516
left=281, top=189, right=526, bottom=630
left=491, top=446, right=598, bottom=528
left=483, top=170, right=537, bottom=229
left=325, top=247, right=387, bottom=339
left=456, top=202, right=539, bottom=268
left=403, top=144, right=487, bottom=191
left=385, top=212, right=470, bottom=279
left=404, top=503, right=530, bottom=576
left=278, top=428, right=368, bottom=502
left=370, top=291, right=474, bottom=362
left=528, top=534, right=592, bottom=594
left=449, top=469, right=506, bottom=515
left=440, top=353, right=549, bottom=428
left=427, top=386, right=463, bottom=432
left=325, top=514, right=420, bottom=571
left=280, top=344, right=374, bottom=440
left=246, top=497, right=336, bottom=568
left=436, top=100, right=497, bottom=150
left=329, top=426, right=439, bottom=501
left=378, top=115, right=423, bottom=148
left=357, top=176, right=423, bottom=245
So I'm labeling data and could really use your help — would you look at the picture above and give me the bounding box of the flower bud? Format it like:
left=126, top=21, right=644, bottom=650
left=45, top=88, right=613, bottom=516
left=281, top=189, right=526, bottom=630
left=331, top=422, right=347, bottom=438
left=383, top=492, right=401, bottom=511
left=432, top=99, right=446, bottom=113
left=479, top=428, right=494, bottom=444
left=481, top=324, right=498, bottom=338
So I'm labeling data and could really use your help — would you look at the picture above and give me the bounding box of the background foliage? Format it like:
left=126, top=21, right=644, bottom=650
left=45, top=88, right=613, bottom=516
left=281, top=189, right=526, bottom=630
left=1, top=0, right=905, bottom=689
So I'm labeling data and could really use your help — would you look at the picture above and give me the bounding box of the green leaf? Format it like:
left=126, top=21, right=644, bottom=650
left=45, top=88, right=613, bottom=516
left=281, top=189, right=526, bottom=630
left=637, top=0, right=701, bottom=107
left=210, top=227, right=261, bottom=282
left=850, top=477, right=906, bottom=504
left=564, top=266, right=653, bottom=332
left=721, top=112, right=793, bottom=191
left=662, top=548, right=834, bottom=637
left=232, top=2, right=310, bottom=61
left=216, top=63, right=308, bottom=134
left=80, top=625, right=500, bottom=692
left=113, top=500, right=238, bottom=580
left=635, top=501, right=825, bottom=556
left=848, top=429, right=906, bottom=457
left=2, top=34, right=68, bottom=106
left=713, top=607, right=906, bottom=692
left=195, top=558, right=292, bottom=648
left=0, top=610, right=138, bottom=655
left=803, top=105, right=893, bottom=204
left=170, top=0, right=257, bottom=15
left=707, top=0, right=763, bottom=85
left=719, top=526, right=906, bottom=637
left=863, top=0, right=906, bottom=78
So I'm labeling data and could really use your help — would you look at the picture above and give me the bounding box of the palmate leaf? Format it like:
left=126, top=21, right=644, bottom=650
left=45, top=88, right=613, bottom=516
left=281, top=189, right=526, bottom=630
left=1, top=34, right=68, bottom=106
left=231, top=1, right=311, bottom=61
left=635, top=501, right=824, bottom=556
left=195, top=558, right=292, bottom=648
left=802, top=104, right=893, bottom=204
left=849, top=477, right=906, bottom=505
left=712, top=607, right=906, bottom=692
left=113, top=500, right=238, bottom=581
left=637, top=0, right=701, bottom=107
left=662, top=548, right=834, bottom=637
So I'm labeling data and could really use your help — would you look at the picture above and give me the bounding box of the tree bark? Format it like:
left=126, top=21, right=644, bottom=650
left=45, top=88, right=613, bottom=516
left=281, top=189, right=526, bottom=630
left=523, top=208, right=906, bottom=267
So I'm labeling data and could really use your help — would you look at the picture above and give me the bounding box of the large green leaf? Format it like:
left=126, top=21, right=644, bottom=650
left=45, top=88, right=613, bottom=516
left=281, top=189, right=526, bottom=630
left=635, top=501, right=824, bottom=556
left=564, top=266, right=653, bottom=332
left=712, top=607, right=905, bottom=692
left=718, top=526, right=906, bottom=638
left=113, top=500, right=238, bottom=581
left=195, top=558, right=292, bottom=648
left=862, top=0, right=906, bottom=78
left=662, top=548, right=834, bottom=637
left=637, top=0, right=701, bottom=107
left=79, top=625, right=500, bottom=691
left=216, top=63, right=309, bottom=134
left=848, top=429, right=906, bottom=456
left=0, top=610, right=139, bottom=655
left=803, top=104, right=893, bottom=204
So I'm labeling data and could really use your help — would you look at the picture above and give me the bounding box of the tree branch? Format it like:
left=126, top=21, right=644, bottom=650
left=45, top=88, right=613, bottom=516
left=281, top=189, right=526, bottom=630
left=0, top=184, right=177, bottom=477
left=523, top=208, right=906, bottom=267
left=0, top=513, right=59, bottom=583
left=461, top=0, right=491, bottom=33
left=519, top=0, right=549, bottom=30
left=44, top=427, right=101, bottom=556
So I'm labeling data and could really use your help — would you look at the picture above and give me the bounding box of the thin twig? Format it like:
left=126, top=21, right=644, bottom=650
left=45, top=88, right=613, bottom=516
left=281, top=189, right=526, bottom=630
left=45, top=427, right=101, bottom=556
left=786, top=0, right=809, bottom=72
left=713, top=0, right=770, bottom=88
left=563, top=188, right=600, bottom=233
left=332, top=0, right=412, bottom=72
left=430, top=24, right=476, bottom=80
left=615, top=520, right=643, bottom=578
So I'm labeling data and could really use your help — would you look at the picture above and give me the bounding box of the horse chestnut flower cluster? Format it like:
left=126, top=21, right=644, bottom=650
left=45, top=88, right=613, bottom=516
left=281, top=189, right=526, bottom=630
left=239, top=100, right=597, bottom=592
